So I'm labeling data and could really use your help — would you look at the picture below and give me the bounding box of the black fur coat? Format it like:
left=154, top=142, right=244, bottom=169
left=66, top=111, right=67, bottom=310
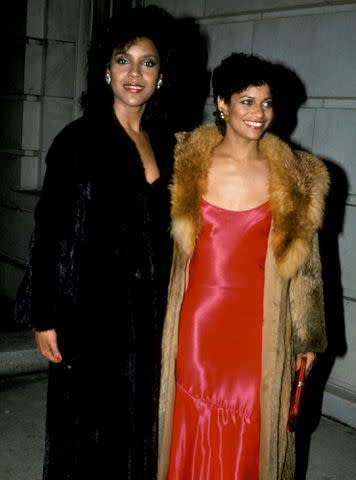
left=16, top=110, right=174, bottom=479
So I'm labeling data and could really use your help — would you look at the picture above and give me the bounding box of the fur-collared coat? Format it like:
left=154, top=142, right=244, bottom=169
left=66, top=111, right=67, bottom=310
left=16, top=111, right=174, bottom=480
left=158, top=125, right=329, bottom=480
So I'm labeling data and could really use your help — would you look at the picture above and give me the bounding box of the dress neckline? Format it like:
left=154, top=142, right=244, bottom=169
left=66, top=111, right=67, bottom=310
left=201, top=197, right=270, bottom=213
left=112, top=108, right=162, bottom=187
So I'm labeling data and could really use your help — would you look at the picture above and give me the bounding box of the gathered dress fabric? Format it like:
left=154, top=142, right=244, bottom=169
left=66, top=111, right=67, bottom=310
left=167, top=198, right=272, bottom=479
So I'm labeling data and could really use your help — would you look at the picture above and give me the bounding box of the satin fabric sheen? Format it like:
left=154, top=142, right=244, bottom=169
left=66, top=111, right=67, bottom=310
left=167, top=199, right=271, bottom=480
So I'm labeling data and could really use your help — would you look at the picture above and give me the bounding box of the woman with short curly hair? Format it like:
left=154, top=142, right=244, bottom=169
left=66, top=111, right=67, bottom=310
left=158, top=53, right=328, bottom=479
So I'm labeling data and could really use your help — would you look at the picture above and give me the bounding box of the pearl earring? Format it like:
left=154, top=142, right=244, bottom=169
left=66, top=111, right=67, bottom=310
left=156, top=78, right=163, bottom=90
left=220, top=111, right=229, bottom=122
left=105, top=73, right=111, bottom=85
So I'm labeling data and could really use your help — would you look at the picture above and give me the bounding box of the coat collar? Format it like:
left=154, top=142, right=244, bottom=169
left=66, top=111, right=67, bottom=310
left=170, top=124, right=329, bottom=278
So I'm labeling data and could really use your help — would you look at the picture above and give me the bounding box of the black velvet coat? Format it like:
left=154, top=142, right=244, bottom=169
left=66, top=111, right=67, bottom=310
left=16, top=110, right=174, bottom=479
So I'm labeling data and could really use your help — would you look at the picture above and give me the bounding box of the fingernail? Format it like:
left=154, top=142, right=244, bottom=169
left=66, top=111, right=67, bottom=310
left=55, top=356, right=62, bottom=363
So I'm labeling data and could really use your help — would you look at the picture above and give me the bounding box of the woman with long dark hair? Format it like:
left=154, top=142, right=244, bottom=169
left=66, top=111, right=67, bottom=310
left=16, top=6, right=175, bottom=479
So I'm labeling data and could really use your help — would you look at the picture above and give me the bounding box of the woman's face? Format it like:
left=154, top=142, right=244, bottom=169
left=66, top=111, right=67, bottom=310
left=218, top=84, right=273, bottom=141
left=106, top=37, right=161, bottom=110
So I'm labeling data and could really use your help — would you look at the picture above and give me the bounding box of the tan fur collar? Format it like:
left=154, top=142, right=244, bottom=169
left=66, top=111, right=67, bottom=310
left=170, top=124, right=329, bottom=278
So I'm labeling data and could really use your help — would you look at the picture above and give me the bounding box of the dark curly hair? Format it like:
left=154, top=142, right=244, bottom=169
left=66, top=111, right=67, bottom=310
left=211, top=52, right=275, bottom=135
left=81, top=6, right=176, bottom=125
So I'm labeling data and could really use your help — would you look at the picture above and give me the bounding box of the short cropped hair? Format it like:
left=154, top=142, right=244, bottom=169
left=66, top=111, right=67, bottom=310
left=212, top=52, right=275, bottom=134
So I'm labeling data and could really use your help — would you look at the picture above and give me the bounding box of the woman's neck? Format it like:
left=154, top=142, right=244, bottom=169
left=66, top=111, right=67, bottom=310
left=219, top=131, right=262, bottom=164
left=113, top=103, right=145, bottom=133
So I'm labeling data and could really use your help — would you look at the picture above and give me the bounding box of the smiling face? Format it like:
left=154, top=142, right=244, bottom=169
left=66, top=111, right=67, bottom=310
left=106, top=37, right=161, bottom=111
left=218, top=84, right=273, bottom=141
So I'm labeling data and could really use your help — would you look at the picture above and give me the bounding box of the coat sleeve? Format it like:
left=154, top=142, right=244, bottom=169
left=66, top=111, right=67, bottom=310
left=15, top=127, right=78, bottom=331
left=289, top=233, right=327, bottom=353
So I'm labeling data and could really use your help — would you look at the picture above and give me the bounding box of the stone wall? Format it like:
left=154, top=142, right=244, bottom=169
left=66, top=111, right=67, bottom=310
left=0, top=0, right=91, bottom=319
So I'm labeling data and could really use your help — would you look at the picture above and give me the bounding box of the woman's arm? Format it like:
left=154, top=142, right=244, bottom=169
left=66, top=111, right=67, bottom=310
left=16, top=124, right=78, bottom=340
left=289, top=233, right=327, bottom=355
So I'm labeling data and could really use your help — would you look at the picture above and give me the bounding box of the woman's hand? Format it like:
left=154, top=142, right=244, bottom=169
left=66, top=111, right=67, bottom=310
left=295, top=352, right=316, bottom=375
left=35, top=329, right=62, bottom=363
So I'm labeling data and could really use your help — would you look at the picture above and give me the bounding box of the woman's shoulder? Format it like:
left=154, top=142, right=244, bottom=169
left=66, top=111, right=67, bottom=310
left=261, top=133, right=329, bottom=197
left=174, top=124, right=221, bottom=150
left=172, top=124, right=222, bottom=182
left=44, top=116, right=97, bottom=175
left=50, top=116, right=91, bottom=146
left=262, top=133, right=326, bottom=171
left=293, top=148, right=329, bottom=184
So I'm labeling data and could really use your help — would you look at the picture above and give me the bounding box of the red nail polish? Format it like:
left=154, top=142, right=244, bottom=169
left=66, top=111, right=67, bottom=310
left=55, top=356, right=62, bottom=363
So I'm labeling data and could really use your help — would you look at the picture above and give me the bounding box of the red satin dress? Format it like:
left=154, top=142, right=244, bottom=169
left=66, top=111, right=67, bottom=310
left=167, top=198, right=271, bottom=480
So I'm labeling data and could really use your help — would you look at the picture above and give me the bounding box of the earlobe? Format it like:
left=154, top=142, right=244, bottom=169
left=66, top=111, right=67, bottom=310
left=217, top=96, right=226, bottom=112
left=217, top=97, right=230, bottom=121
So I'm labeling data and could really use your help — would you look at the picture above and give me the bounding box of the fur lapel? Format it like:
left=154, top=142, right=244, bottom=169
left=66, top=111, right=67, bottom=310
left=170, top=124, right=329, bottom=278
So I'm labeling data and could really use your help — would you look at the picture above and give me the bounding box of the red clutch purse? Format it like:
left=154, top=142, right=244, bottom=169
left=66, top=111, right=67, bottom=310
left=287, top=356, right=307, bottom=432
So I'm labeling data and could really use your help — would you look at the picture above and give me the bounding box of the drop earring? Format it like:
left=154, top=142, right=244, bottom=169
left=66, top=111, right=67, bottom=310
left=220, top=110, right=229, bottom=122
left=156, top=78, right=163, bottom=90
left=105, top=73, right=111, bottom=85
